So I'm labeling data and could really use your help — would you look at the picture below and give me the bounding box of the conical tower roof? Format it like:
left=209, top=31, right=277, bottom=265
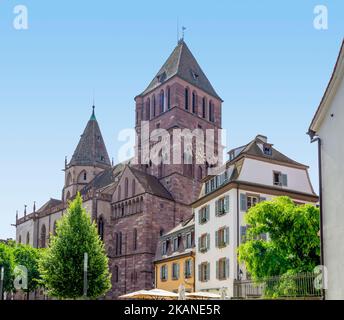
left=69, top=107, right=111, bottom=168
left=141, top=40, right=222, bottom=100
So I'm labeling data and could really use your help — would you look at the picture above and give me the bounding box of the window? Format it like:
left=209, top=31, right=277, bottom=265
left=240, top=226, right=247, bottom=243
left=198, top=206, right=210, bottom=224
left=198, top=233, right=210, bottom=253
left=173, top=237, right=179, bottom=252
left=199, top=262, right=210, bottom=282
left=98, top=216, right=104, bottom=241
left=124, top=178, right=129, bottom=198
left=263, top=144, right=272, bottom=156
left=161, top=240, right=168, bottom=255
left=161, top=265, right=168, bottom=281
left=215, top=196, right=230, bottom=216
left=198, top=166, right=203, bottom=180
left=118, top=186, right=121, bottom=201
left=247, top=195, right=259, bottom=210
left=209, top=101, right=214, bottom=122
left=83, top=172, right=87, bottom=181
left=26, top=232, right=30, bottom=245
left=40, top=224, right=46, bottom=248
left=215, top=227, right=229, bottom=248
left=132, top=179, right=136, bottom=196
left=146, top=99, right=151, bottom=120
left=118, top=232, right=122, bottom=255
left=172, top=263, right=180, bottom=280
left=153, top=95, right=156, bottom=117
left=114, top=266, right=119, bottom=283
left=133, top=228, right=137, bottom=251
left=185, top=88, right=189, bottom=110
left=192, top=92, right=197, bottom=113
left=167, top=87, right=171, bottom=109
left=273, top=172, right=288, bottom=187
left=186, top=232, right=193, bottom=249
left=216, top=258, right=229, bottom=280
left=202, top=97, right=206, bottom=118
left=160, top=90, right=164, bottom=113
left=184, top=259, right=193, bottom=278
left=18, top=235, right=22, bottom=244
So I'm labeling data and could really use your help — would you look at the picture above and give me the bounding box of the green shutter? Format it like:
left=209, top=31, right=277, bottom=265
left=215, top=200, right=219, bottom=216
left=207, top=262, right=210, bottom=281
left=225, top=195, right=230, bottom=213
left=207, top=233, right=210, bottom=250
left=225, top=258, right=230, bottom=279
left=198, top=264, right=202, bottom=281
left=225, top=227, right=230, bottom=245
left=240, top=193, right=247, bottom=211
left=215, top=230, right=219, bottom=248
left=198, top=237, right=201, bottom=252
left=206, top=205, right=210, bottom=221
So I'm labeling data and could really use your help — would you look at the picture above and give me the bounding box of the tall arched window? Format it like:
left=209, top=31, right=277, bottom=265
left=198, top=166, right=203, bottom=181
left=160, top=90, right=164, bottom=113
left=125, top=178, right=129, bottom=198
left=185, top=88, right=189, bottom=110
left=146, top=98, right=150, bottom=120
left=66, top=172, right=72, bottom=186
left=209, top=100, right=214, bottom=122
left=118, top=185, right=122, bottom=201
left=202, top=97, right=206, bottom=118
left=152, top=95, right=156, bottom=117
left=26, top=232, right=30, bottom=245
left=192, top=91, right=197, bottom=114
left=98, top=216, right=104, bottom=241
left=118, top=232, right=122, bottom=255
left=132, top=179, right=136, bottom=196
left=40, top=224, right=46, bottom=248
left=114, top=265, right=119, bottom=283
left=114, top=233, right=118, bottom=255
left=167, top=87, right=171, bottom=109
left=133, top=228, right=137, bottom=251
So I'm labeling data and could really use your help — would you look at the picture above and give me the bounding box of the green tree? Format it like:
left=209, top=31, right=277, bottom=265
left=238, top=196, right=320, bottom=281
left=0, top=242, right=15, bottom=294
left=13, top=244, right=42, bottom=299
left=39, top=193, right=111, bottom=299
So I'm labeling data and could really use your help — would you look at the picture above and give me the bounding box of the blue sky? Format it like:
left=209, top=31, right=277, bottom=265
left=0, top=1, right=343, bottom=239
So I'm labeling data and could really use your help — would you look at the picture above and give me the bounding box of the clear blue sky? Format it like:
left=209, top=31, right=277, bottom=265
left=0, top=1, right=343, bottom=239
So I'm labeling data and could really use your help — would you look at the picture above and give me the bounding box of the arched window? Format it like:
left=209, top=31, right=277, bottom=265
left=185, top=88, right=189, bottom=110
left=146, top=98, right=150, bottom=120
left=209, top=100, right=214, bottom=122
left=160, top=90, right=164, bottom=113
left=18, top=235, right=22, bottom=244
left=40, top=224, right=46, bottom=248
left=98, top=216, right=104, bottom=241
left=125, top=178, right=129, bottom=198
left=83, top=172, right=87, bottom=181
left=192, top=91, right=197, bottom=114
left=114, top=233, right=118, bottom=255
left=133, top=228, right=137, bottom=251
left=66, top=172, right=72, bottom=186
left=202, top=97, right=206, bottom=118
left=132, top=179, right=136, bottom=196
left=152, top=95, right=156, bottom=117
left=118, top=232, right=122, bottom=255
left=167, top=87, right=171, bottom=109
left=114, top=265, right=119, bottom=283
left=26, top=232, right=30, bottom=245
left=118, top=185, right=122, bottom=201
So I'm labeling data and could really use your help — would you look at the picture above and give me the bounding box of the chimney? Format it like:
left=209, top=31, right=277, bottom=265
left=256, top=134, right=268, bottom=143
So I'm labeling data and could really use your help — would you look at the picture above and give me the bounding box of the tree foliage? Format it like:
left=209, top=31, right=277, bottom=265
left=39, top=193, right=111, bottom=299
left=238, top=196, right=320, bottom=281
left=0, top=243, right=15, bottom=293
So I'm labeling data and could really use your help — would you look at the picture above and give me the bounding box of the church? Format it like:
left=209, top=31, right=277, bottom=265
left=15, top=39, right=223, bottom=299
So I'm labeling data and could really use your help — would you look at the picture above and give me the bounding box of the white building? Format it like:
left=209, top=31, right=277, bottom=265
left=193, top=135, right=318, bottom=298
left=308, top=40, right=344, bottom=300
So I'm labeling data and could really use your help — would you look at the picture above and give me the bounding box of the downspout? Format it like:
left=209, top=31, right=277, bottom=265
left=236, top=185, right=240, bottom=280
left=311, top=135, right=325, bottom=300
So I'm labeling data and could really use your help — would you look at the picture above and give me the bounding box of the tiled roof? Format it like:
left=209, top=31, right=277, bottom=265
left=141, top=40, right=222, bottom=100
left=69, top=108, right=111, bottom=168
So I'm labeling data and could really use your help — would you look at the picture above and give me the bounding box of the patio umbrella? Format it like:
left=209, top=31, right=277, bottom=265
left=186, top=292, right=221, bottom=300
left=119, top=289, right=178, bottom=300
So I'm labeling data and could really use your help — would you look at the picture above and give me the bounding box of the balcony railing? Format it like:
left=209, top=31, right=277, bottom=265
left=233, top=272, right=323, bottom=299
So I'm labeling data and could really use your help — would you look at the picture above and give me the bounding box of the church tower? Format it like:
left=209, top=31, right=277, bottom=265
left=134, top=39, right=223, bottom=209
left=62, top=106, right=111, bottom=202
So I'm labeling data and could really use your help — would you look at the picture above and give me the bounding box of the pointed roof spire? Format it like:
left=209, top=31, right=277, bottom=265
left=69, top=107, right=111, bottom=168
left=140, top=41, right=222, bottom=101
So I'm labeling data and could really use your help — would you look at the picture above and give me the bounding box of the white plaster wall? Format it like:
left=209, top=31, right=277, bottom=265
left=238, top=158, right=314, bottom=194
left=318, top=73, right=344, bottom=300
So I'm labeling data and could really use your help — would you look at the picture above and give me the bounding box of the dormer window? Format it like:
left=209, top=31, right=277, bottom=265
left=191, top=70, right=199, bottom=81
left=157, top=72, right=166, bottom=83
left=263, top=144, right=272, bottom=156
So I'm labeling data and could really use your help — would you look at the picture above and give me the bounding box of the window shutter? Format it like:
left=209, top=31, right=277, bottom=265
left=216, top=260, right=219, bottom=280
left=215, top=230, right=219, bottom=248
left=206, top=205, right=210, bottom=221
left=225, top=227, right=230, bottom=245
left=198, top=237, right=201, bottom=252
left=177, top=264, right=180, bottom=278
left=215, top=200, right=219, bottom=216
left=190, top=260, right=193, bottom=276
left=225, top=195, right=230, bottom=213
left=207, top=234, right=210, bottom=250
left=207, top=262, right=210, bottom=281
left=160, top=267, right=163, bottom=280
left=225, top=258, right=230, bottom=279
left=282, top=174, right=288, bottom=186
left=240, top=194, right=247, bottom=211
left=198, top=264, right=201, bottom=281
left=198, top=210, right=201, bottom=224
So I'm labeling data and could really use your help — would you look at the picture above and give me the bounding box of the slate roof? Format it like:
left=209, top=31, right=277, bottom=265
left=228, top=135, right=308, bottom=168
left=141, top=40, right=222, bottom=100
left=37, top=198, right=63, bottom=213
left=69, top=107, right=111, bottom=168
left=129, top=166, right=174, bottom=201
